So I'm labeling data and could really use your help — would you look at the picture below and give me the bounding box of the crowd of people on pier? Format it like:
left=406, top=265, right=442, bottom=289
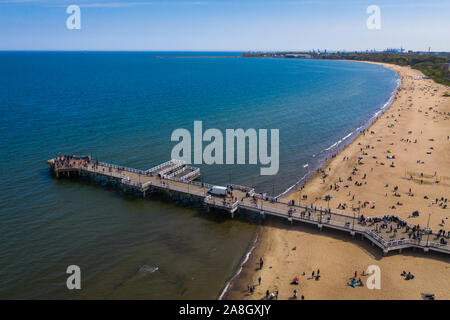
left=53, top=154, right=91, bottom=170
left=362, top=214, right=450, bottom=245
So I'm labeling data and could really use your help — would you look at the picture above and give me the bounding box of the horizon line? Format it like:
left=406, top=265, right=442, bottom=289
left=1, top=49, right=449, bottom=53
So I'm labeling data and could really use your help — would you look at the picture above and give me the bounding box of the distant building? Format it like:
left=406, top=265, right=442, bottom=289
left=384, top=48, right=402, bottom=53
left=284, top=54, right=312, bottom=59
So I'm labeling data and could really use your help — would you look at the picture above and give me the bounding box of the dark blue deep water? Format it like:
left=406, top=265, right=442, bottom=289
left=0, top=52, right=398, bottom=299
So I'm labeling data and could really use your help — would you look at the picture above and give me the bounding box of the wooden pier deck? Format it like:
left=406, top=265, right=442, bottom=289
left=47, top=155, right=450, bottom=256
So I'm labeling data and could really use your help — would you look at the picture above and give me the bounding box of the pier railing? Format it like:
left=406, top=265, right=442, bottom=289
left=97, top=161, right=146, bottom=175
left=144, top=160, right=174, bottom=174
left=165, top=167, right=186, bottom=179
left=160, top=161, right=185, bottom=177
left=49, top=156, right=450, bottom=255
left=81, top=165, right=128, bottom=180
left=145, top=159, right=185, bottom=175
left=181, top=167, right=201, bottom=181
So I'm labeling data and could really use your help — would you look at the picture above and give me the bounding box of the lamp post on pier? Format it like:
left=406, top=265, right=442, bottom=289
left=353, top=211, right=355, bottom=231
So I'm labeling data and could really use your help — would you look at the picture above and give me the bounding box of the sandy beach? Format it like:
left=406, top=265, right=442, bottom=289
left=224, top=62, right=450, bottom=300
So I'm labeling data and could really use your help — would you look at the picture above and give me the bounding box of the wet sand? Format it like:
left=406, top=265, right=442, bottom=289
left=224, top=63, right=450, bottom=300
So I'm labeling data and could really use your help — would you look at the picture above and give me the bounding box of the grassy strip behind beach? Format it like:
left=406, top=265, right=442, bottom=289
left=319, top=53, right=450, bottom=86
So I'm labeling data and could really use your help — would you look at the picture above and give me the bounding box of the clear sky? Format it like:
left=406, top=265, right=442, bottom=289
left=0, top=0, right=449, bottom=51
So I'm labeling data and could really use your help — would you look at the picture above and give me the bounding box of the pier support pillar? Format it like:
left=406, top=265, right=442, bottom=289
left=423, top=247, right=429, bottom=253
left=383, top=249, right=388, bottom=256
left=260, top=211, right=265, bottom=220
left=207, top=206, right=210, bottom=213
left=231, top=211, right=234, bottom=219
left=318, top=224, right=323, bottom=231
left=399, top=248, right=402, bottom=254
left=143, top=190, right=146, bottom=199
left=350, top=231, right=355, bottom=238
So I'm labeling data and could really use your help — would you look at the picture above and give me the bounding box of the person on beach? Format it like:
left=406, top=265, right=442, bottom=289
left=258, top=276, right=261, bottom=286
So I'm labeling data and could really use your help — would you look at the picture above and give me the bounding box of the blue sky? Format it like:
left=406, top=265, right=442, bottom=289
left=0, top=0, right=449, bottom=51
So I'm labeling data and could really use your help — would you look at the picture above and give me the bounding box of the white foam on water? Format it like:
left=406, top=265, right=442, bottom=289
left=139, top=265, right=159, bottom=274
left=276, top=72, right=401, bottom=200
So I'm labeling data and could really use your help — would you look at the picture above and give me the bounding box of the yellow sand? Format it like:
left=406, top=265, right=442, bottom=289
left=285, top=62, right=450, bottom=231
left=225, top=63, right=450, bottom=300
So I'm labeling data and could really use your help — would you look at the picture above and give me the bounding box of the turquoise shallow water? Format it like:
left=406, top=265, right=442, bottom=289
left=0, top=52, right=398, bottom=299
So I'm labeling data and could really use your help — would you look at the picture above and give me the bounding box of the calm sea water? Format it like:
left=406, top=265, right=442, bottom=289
left=0, top=52, right=398, bottom=299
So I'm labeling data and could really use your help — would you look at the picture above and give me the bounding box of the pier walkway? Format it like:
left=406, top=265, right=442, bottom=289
left=47, top=155, right=450, bottom=256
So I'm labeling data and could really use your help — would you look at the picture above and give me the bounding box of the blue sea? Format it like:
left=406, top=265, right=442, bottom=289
left=0, top=52, right=399, bottom=299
